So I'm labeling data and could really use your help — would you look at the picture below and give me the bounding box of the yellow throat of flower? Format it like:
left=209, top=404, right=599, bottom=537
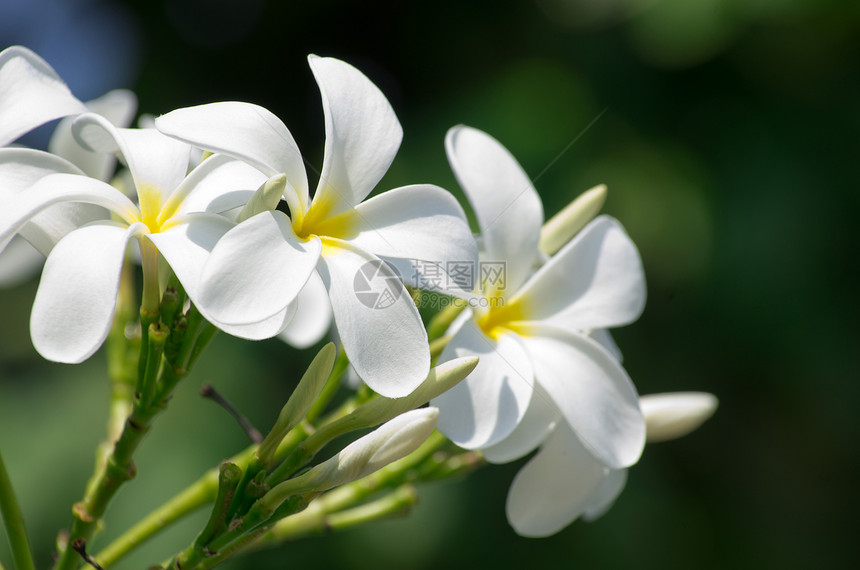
left=137, top=184, right=166, bottom=233
left=476, top=296, right=528, bottom=340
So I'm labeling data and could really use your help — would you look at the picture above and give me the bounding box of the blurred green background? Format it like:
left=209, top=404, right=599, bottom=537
left=1, top=0, right=858, bottom=568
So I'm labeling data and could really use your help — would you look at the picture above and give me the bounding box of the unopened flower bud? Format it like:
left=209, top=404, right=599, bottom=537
left=236, top=173, right=287, bottom=222
left=309, top=407, right=439, bottom=491
left=539, top=184, right=607, bottom=256
left=641, top=392, right=718, bottom=443
left=305, top=357, right=477, bottom=454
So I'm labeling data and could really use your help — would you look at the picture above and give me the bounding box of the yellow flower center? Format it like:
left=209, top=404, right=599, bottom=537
left=476, top=296, right=528, bottom=340
left=293, top=190, right=358, bottom=241
left=137, top=184, right=165, bottom=233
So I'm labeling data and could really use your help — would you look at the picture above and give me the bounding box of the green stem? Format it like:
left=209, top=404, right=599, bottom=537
left=261, top=431, right=447, bottom=548
left=93, top=469, right=219, bottom=569
left=262, top=484, right=417, bottom=543
left=0, top=449, right=35, bottom=570
left=94, top=428, right=306, bottom=568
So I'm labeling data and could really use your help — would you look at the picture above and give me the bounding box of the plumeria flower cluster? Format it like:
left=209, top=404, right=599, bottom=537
left=0, top=43, right=716, bottom=569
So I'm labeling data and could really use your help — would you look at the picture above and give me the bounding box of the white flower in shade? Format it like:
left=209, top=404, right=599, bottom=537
left=155, top=55, right=477, bottom=397
left=0, top=45, right=87, bottom=147
left=501, top=392, right=718, bottom=537
left=0, top=45, right=137, bottom=285
left=0, top=114, right=288, bottom=362
left=431, top=125, right=647, bottom=472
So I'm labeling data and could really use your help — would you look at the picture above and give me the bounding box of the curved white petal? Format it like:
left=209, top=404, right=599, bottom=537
left=154, top=101, right=308, bottom=212
left=582, top=468, right=628, bottom=522
left=640, top=392, right=718, bottom=443
left=445, top=125, right=543, bottom=294
left=520, top=325, right=645, bottom=469
left=168, top=154, right=268, bottom=217
left=278, top=272, right=332, bottom=348
left=48, top=89, right=138, bottom=180
left=516, top=216, right=646, bottom=331
left=343, top=184, right=479, bottom=296
left=199, top=210, right=321, bottom=325
left=0, top=149, right=103, bottom=255
left=589, top=328, right=623, bottom=362
left=309, top=55, right=402, bottom=217
left=31, top=221, right=144, bottom=363
left=481, top=381, right=559, bottom=464
left=506, top=423, right=608, bottom=538
left=148, top=216, right=296, bottom=340
left=0, top=45, right=88, bottom=146
left=432, top=319, right=534, bottom=449
left=0, top=173, right=138, bottom=253
left=317, top=238, right=428, bottom=398
left=71, top=114, right=190, bottom=203
left=0, top=148, right=83, bottom=195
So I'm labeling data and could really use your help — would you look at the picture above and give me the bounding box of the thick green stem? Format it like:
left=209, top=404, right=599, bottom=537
left=94, top=428, right=306, bottom=567
left=262, top=484, right=417, bottom=543
left=0, top=449, right=35, bottom=570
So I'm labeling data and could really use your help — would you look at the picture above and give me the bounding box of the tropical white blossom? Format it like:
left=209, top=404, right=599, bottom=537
left=501, top=392, right=718, bottom=537
left=431, top=125, right=647, bottom=473
left=155, top=55, right=477, bottom=397
left=0, top=45, right=137, bottom=284
left=0, top=113, right=287, bottom=362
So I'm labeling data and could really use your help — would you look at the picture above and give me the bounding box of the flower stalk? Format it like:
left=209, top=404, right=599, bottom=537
left=0, top=449, right=35, bottom=570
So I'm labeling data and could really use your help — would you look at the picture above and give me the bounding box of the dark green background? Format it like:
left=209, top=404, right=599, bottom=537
left=1, top=0, right=858, bottom=568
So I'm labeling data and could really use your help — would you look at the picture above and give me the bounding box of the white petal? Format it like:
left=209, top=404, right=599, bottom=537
left=0, top=173, right=138, bottom=253
left=506, top=423, right=609, bottom=538
left=520, top=325, right=645, bottom=469
left=317, top=238, right=428, bottom=398
left=640, top=392, right=718, bottom=443
left=199, top=210, right=321, bottom=325
left=308, top=55, right=402, bottom=217
left=481, top=381, right=559, bottom=464
left=0, top=46, right=87, bottom=146
left=168, top=154, right=268, bottom=217
left=343, top=184, right=478, bottom=295
left=0, top=149, right=103, bottom=255
left=31, top=221, right=144, bottom=363
left=588, top=328, right=623, bottom=362
left=71, top=114, right=190, bottom=203
left=432, top=319, right=534, bottom=449
left=155, top=101, right=309, bottom=212
left=582, top=468, right=628, bottom=522
left=148, top=216, right=296, bottom=340
left=278, top=272, right=332, bottom=348
left=516, top=216, right=646, bottom=331
left=0, top=148, right=83, bottom=197
left=48, top=89, right=138, bottom=180
left=445, top=126, right=543, bottom=294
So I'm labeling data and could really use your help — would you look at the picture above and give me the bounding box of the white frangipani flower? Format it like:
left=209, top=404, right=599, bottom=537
left=0, top=114, right=287, bottom=362
left=155, top=55, right=477, bottom=398
left=0, top=45, right=138, bottom=285
left=431, top=125, right=647, bottom=472
left=502, top=392, right=718, bottom=537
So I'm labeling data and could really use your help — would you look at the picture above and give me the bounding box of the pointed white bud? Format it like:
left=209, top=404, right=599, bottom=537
left=237, top=173, right=287, bottom=222
left=306, top=407, right=439, bottom=492
left=641, top=392, right=718, bottom=443
left=304, top=357, right=477, bottom=455
left=539, top=184, right=607, bottom=256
